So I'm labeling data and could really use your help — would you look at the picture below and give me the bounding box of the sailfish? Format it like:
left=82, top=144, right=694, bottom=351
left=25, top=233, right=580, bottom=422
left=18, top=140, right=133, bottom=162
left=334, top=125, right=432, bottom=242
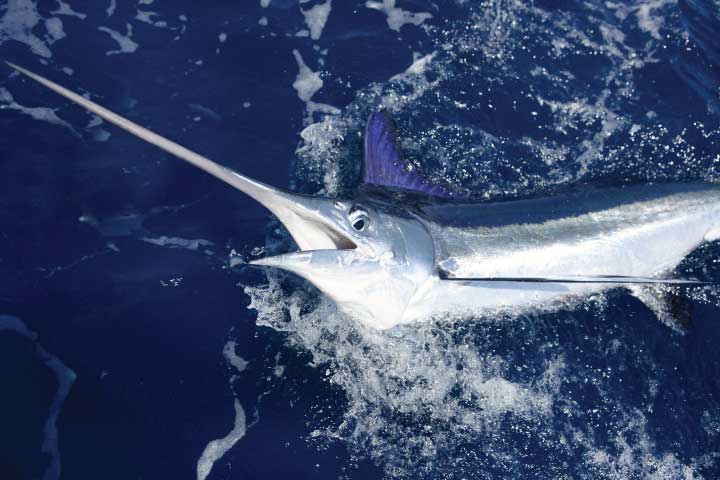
left=6, top=62, right=720, bottom=330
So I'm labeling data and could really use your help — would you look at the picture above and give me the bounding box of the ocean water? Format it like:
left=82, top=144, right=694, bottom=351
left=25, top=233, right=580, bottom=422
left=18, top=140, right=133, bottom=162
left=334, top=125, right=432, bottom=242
left=1, top=0, right=720, bottom=479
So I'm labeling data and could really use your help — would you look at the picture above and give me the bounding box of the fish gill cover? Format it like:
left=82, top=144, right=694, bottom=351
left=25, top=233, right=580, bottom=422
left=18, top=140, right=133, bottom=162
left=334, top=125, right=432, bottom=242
left=1, top=0, right=720, bottom=479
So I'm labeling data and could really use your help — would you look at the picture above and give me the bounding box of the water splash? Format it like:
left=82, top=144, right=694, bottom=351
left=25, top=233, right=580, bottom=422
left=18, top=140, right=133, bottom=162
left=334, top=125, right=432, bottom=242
left=245, top=0, right=720, bottom=477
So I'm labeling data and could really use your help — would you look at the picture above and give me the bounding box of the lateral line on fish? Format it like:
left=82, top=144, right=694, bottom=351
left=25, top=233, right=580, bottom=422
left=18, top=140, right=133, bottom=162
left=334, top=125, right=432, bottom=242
left=439, top=272, right=711, bottom=285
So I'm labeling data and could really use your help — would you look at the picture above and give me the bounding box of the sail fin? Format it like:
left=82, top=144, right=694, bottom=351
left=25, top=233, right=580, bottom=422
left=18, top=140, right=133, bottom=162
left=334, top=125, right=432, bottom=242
left=363, top=110, right=461, bottom=198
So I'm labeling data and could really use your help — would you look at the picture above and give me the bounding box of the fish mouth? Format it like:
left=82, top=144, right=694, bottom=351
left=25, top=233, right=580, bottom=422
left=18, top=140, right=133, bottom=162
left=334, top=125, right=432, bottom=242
left=236, top=177, right=357, bottom=266
left=269, top=207, right=357, bottom=252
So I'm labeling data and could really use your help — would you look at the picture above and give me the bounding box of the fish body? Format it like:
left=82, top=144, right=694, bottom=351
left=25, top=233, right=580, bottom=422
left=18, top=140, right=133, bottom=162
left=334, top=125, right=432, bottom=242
left=398, top=183, right=720, bottom=324
left=7, top=62, right=718, bottom=331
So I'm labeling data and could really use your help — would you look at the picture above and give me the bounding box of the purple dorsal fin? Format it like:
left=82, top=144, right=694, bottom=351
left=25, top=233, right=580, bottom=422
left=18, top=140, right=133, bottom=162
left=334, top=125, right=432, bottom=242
left=363, top=111, right=455, bottom=198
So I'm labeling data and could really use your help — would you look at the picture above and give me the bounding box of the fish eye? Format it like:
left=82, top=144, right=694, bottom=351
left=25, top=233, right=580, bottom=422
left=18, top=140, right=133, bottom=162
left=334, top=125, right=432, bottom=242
left=352, top=217, right=367, bottom=231
left=348, top=207, right=370, bottom=232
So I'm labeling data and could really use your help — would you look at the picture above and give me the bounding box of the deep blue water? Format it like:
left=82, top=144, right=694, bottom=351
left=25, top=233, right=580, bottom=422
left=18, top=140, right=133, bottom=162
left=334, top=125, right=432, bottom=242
left=2, top=0, right=720, bottom=479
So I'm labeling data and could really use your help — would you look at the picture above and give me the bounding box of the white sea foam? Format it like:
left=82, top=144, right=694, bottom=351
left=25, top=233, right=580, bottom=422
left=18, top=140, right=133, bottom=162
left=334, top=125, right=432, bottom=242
left=0, top=315, right=76, bottom=480
left=51, top=1, right=86, bottom=20
left=0, top=87, right=75, bottom=133
left=223, top=341, right=248, bottom=373
left=106, top=0, right=116, bottom=17
left=98, top=24, right=138, bottom=55
left=140, top=236, right=214, bottom=251
left=365, top=0, right=432, bottom=32
left=44, top=17, right=65, bottom=44
left=582, top=408, right=697, bottom=479
left=300, top=0, right=332, bottom=40
left=292, top=49, right=323, bottom=103
left=292, top=49, right=340, bottom=123
left=295, top=116, right=347, bottom=194
left=93, top=128, right=111, bottom=141
left=536, top=90, right=625, bottom=176
left=228, top=249, right=247, bottom=268
left=135, top=9, right=166, bottom=28
left=244, top=274, right=570, bottom=476
left=634, top=0, right=676, bottom=40
left=196, top=400, right=247, bottom=480
left=0, top=0, right=54, bottom=57
left=86, top=115, right=103, bottom=129
left=390, top=51, right=436, bottom=82
left=272, top=352, right=285, bottom=377
left=0, top=0, right=88, bottom=59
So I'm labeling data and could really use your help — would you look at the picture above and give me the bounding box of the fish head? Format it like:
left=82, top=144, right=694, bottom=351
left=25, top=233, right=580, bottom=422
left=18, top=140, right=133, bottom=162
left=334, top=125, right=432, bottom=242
left=250, top=193, right=435, bottom=330
left=3, top=63, right=437, bottom=330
